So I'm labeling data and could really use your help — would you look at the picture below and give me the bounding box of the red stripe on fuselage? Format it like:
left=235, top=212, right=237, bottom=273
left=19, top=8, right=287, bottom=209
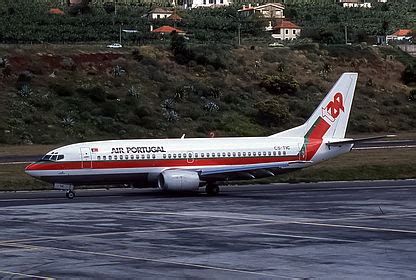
left=26, top=156, right=298, bottom=171
left=306, top=118, right=331, bottom=160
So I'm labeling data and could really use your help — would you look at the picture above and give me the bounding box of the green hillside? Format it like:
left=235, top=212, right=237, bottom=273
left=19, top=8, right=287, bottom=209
left=0, top=42, right=415, bottom=145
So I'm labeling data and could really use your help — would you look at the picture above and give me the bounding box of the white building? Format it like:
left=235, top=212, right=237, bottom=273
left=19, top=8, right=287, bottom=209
left=338, top=0, right=372, bottom=8
left=145, top=8, right=173, bottom=20
left=386, top=29, right=413, bottom=43
left=238, top=3, right=285, bottom=19
left=271, top=20, right=301, bottom=41
left=182, top=0, right=231, bottom=9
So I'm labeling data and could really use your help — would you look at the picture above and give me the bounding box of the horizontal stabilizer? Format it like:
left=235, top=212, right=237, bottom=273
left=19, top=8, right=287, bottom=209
left=326, top=135, right=396, bottom=146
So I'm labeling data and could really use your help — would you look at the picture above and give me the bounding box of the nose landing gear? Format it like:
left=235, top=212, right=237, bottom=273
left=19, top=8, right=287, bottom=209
left=54, top=183, right=76, bottom=199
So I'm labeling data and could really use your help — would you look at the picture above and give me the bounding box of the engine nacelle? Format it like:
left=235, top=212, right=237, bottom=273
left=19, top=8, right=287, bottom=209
left=158, top=170, right=201, bottom=191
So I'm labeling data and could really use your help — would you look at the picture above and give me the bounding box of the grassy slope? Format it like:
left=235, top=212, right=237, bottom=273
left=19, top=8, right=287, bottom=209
left=0, top=43, right=415, bottom=146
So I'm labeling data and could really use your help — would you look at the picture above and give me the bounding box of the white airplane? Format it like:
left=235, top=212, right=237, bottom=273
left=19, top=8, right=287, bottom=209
left=25, top=73, right=386, bottom=199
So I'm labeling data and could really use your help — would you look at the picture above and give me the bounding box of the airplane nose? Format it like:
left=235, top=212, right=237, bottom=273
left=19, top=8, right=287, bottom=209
left=25, top=163, right=39, bottom=177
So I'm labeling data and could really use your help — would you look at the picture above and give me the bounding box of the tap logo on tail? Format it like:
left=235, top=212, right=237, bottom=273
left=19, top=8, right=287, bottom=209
left=322, top=92, right=344, bottom=123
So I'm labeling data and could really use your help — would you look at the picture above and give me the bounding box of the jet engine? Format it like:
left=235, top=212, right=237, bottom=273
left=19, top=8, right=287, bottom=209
left=158, top=170, right=201, bottom=191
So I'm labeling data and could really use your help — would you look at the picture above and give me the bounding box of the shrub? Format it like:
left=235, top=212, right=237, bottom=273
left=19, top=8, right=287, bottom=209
left=402, top=65, right=416, bottom=85
left=77, top=87, right=106, bottom=103
left=256, top=98, right=289, bottom=126
left=409, top=89, right=416, bottom=101
left=261, top=75, right=299, bottom=96
left=50, top=83, right=73, bottom=97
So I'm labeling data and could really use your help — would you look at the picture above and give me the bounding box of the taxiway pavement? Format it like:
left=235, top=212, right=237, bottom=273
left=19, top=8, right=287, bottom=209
left=0, top=180, right=415, bottom=279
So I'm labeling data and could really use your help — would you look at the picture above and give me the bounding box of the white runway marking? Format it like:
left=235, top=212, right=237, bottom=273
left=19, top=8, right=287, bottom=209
left=4, top=242, right=295, bottom=279
left=292, top=221, right=416, bottom=235
left=218, top=228, right=358, bottom=243
left=0, top=269, right=54, bottom=280
left=0, top=161, right=31, bottom=165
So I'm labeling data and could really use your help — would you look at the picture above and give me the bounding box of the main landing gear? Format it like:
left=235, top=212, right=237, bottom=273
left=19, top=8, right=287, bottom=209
left=65, top=190, right=76, bottom=199
left=205, top=183, right=220, bottom=196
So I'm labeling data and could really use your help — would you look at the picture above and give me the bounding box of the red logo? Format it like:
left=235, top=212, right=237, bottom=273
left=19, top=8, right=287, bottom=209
left=322, top=92, right=344, bottom=122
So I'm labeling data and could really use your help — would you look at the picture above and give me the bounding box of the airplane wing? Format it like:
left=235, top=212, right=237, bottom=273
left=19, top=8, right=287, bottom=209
left=326, top=135, right=396, bottom=146
left=196, top=160, right=312, bottom=181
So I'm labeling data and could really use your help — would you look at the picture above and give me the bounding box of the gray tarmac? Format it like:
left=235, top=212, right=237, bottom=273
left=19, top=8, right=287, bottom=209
left=0, top=180, right=416, bottom=279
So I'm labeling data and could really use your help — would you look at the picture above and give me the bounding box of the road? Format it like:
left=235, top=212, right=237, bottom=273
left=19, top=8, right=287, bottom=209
left=0, top=180, right=415, bottom=279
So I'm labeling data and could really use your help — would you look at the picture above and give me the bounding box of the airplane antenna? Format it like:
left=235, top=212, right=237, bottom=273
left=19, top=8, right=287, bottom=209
left=181, top=134, right=185, bottom=139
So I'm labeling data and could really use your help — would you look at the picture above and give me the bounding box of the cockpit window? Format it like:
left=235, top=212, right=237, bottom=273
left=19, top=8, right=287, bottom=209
left=50, top=155, right=58, bottom=161
left=42, top=155, right=52, bottom=161
left=57, top=155, right=64, bottom=160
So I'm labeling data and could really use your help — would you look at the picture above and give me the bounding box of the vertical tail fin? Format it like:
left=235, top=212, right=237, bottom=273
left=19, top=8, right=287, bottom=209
left=271, top=72, right=358, bottom=139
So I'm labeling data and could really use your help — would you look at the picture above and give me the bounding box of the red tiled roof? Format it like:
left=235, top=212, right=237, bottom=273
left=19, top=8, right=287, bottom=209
left=392, top=29, right=412, bottom=36
left=152, top=26, right=184, bottom=33
left=49, top=8, right=65, bottom=15
left=274, top=20, right=300, bottom=29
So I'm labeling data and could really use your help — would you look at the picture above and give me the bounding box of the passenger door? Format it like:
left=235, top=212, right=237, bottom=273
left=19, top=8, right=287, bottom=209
left=80, top=147, right=92, bottom=168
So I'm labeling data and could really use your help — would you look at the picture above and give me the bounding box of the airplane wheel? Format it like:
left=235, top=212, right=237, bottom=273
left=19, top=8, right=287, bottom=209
left=206, top=184, right=220, bottom=196
left=66, top=190, right=76, bottom=199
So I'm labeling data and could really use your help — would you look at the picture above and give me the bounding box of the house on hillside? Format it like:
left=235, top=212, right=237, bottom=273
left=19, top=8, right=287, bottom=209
left=271, top=20, right=301, bottom=41
left=145, top=8, right=173, bottom=20
left=49, top=8, right=65, bottom=15
left=238, top=3, right=285, bottom=19
left=386, top=29, right=413, bottom=43
left=151, top=25, right=185, bottom=35
left=182, top=0, right=231, bottom=9
left=338, top=0, right=372, bottom=8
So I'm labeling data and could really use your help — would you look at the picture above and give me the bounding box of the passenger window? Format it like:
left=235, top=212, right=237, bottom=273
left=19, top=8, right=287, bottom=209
left=212, top=153, right=215, bottom=157
left=238, top=152, right=241, bottom=157
left=130, top=155, right=134, bottom=160
left=195, top=153, right=198, bottom=157
left=136, top=155, right=140, bottom=159
left=188, top=153, right=192, bottom=158
left=168, top=154, right=172, bottom=159
left=227, top=152, right=231, bottom=157
left=206, top=153, right=210, bottom=158
left=109, top=155, right=112, bottom=160
left=114, top=155, right=118, bottom=160
left=222, top=152, right=226, bottom=157
left=178, top=153, right=181, bottom=158
left=268, top=151, right=271, bottom=156
left=173, top=154, right=177, bottom=158
left=232, top=152, right=236, bottom=157
left=273, top=151, right=276, bottom=156
left=243, top=152, right=246, bottom=156
left=183, top=153, right=186, bottom=158
left=201, top=153, right=204, bottom=158
left=283, top=151, right=286, bottom=156
left=248, top=152, right=251, bottom=156
left=217, top=152, right=220, bottom=157
left=152, top=154, right=155, bottom=159
left=253, top=152, right=256, bottom=156
left=97, top=156, right=101, bottom=160
left=263, top=151, right=266, bottom=156
left=142, top=154, right=145, bottom=159
left=103, top=156, right=107, bottom=160
left=163, top=154, right=166, bottom=159
left=147, top=154, right=150, bottom=159
left=278, top=151, right=281, bottom=156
